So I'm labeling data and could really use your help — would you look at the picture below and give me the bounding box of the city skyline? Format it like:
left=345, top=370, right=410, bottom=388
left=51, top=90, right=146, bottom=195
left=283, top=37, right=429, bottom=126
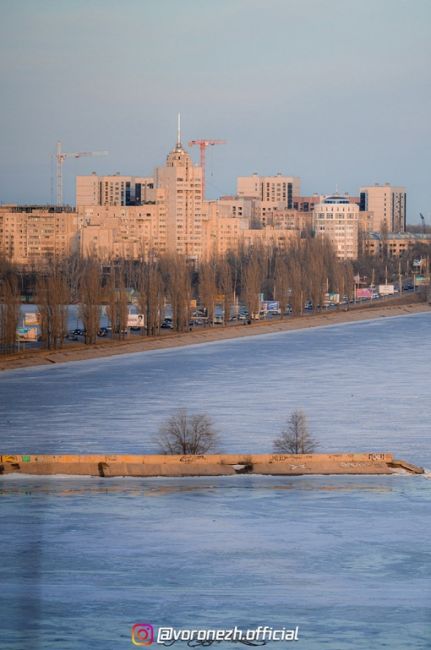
left=0, top=0, right=430, bottom=221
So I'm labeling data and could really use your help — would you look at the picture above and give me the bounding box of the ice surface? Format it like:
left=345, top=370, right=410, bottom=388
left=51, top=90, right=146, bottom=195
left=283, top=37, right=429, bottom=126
left=1, top=313, right=430, bottom=649
left=1, top=312, right=430, bottom=465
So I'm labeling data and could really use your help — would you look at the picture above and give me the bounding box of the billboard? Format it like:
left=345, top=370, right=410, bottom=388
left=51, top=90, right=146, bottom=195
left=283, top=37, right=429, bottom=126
left=16, top=326, right=38, bottom=341
left=24, top=312, right=40, bottom=325
left=378, top=284, right=394, bottom=295
left=261, top=301, right=280, bottom=313
left=356, top=288, right=373, bottom=299
left=127, top=314, right=144, bottom=328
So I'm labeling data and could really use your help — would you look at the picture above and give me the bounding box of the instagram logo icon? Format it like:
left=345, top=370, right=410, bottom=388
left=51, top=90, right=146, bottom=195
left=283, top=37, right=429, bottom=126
left=131, top=623, right=154, bottom=646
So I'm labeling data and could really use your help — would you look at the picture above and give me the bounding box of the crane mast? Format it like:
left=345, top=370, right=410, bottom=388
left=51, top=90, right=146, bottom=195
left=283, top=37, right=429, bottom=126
left=55, top=141, right=108, bottom=206
left=188, top=139, right=226, bottom=200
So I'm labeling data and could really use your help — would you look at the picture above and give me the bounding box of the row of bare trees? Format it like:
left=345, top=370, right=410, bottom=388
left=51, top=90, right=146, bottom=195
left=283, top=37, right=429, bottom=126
left=1, top=233, right=400, bottom=353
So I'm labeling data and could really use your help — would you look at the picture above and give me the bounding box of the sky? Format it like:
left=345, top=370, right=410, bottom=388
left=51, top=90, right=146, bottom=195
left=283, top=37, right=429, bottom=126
left=0, top=0, right=430, bottom=223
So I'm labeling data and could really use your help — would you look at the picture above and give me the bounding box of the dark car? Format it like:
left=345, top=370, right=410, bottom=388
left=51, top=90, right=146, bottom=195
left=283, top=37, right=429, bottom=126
left=97, top=327, right=109, bottom=337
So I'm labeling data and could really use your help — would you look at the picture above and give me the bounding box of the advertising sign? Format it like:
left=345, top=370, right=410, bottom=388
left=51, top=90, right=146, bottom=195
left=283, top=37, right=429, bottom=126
left=356, top=288, right=372, bottom=299
left=16, top=326, right=38, bottom=341
left=127, top=314, right=144, bottom=328
left=24, top=312, right=40, bottom=325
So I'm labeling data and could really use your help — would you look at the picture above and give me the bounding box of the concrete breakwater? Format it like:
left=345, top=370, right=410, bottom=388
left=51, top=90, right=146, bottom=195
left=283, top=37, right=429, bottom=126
left=0, top=453, right=424, bottom=477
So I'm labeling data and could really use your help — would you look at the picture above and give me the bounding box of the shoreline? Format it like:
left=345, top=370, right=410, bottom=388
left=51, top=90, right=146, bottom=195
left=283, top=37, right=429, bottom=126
left=1, top=299, right=430, bottom=372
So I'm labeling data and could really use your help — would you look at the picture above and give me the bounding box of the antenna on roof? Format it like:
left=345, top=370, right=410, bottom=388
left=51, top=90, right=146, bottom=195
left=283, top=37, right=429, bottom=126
left=177, top=113, right=181, bottom=147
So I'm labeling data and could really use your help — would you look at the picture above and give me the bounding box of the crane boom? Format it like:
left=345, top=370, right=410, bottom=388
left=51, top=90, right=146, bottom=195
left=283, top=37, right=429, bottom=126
left=55, top=141, right=108, bottom=206
left=188, top=139, right=226, bottom=199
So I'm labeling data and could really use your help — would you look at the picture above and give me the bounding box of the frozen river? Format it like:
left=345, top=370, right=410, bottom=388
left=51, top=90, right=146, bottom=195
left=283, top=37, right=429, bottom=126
left=1, top=313, right=431, bottom=649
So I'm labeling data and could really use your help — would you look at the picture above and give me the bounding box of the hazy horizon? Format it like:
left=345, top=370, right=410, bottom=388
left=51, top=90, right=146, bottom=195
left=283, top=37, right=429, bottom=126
left=0, top=0, right=430, bottom=223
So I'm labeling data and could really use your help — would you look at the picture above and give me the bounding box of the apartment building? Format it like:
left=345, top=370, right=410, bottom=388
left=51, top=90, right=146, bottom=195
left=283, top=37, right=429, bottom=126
left=360, top=183, right=406, bottom=232
left=78, top=192, right=167, bottom=259
left=313, top=195, right=359, bottom=259
left=76, top=173, right=155, bottom=207
left=155, top=138, right=203, bottom=259
left=237, top=173, right=300, bottom=209
left=0, top=205, right=79, bottom=264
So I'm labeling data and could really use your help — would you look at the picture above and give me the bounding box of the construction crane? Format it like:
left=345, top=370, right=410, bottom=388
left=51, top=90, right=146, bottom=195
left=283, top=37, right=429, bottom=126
left=55, top=141, right=108, bottom=206
left=420, top=213, right=426, bottom=234
left=188, top=139, right=226, bottom=199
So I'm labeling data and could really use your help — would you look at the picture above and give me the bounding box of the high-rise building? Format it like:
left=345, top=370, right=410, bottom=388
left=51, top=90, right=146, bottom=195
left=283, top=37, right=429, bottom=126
left=313, top=195, right=359, bottom=260
left=76, top=173, right=154, bottom=207
left=155, top=136, right=203, bottom=259
left=359, top=183, right=406, bottom=232
left=237, top=173, right=300, bottom=208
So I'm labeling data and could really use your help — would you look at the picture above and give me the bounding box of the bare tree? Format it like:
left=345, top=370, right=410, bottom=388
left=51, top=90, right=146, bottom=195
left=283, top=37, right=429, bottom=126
left=217, top=257, right=233, bottom=325
left=199, top=257, right=217, bottom=325
left=274, top=252, right=289, bottom=319
left=273, top=410, right=317, bottom=454
left=78, top=257, right=102, bottom=344
left=0, top=269, right=20, bottom=354
left=106, top=263, right=129, bottom=340
left=37, top=260, right=69, bottom=350
left=162, top=254, right=191, bottom=332
left=157, top=408, right=220, bottom=455
left=136, top=255, right=164, bottom=336
left=242, top=245, right=265, bottom=321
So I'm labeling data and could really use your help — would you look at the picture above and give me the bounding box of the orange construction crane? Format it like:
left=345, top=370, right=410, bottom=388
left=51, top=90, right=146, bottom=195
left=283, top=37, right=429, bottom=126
left=188, top=139, right=226, bottom=199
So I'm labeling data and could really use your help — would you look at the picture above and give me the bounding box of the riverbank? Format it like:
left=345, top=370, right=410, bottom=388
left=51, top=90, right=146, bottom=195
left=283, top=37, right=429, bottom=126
left=0, top=452, right=424, bottom=476
left=1, top=298, right=429, bottom=372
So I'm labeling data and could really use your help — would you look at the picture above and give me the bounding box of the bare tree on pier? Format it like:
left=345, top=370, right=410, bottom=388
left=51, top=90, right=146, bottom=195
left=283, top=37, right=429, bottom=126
left=273, top=410, right=318, bottom=454
left=157, top=408, right=220, bottom=455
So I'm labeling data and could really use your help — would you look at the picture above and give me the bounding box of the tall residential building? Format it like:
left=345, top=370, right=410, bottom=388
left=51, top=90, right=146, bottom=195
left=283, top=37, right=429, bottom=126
left=313, top=195, right=359, bottom=260
left=359, top=183, right=406, bottom=232
left=155, top=136, right=203, bottom=259
left=0, top=206, right=79, bottom=264
left=237, top=173, right=300, bottom=208
left=76, top=173, right=154, bottom=207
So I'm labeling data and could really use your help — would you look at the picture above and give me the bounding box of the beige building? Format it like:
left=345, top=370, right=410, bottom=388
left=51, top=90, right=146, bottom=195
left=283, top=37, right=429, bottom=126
left=78, top=192, right=167, bottom=259
left=360, top=183, right=406, bottom=232
left=155, top=138, right=203, bottom=259
left=76, top=173, right=154, bottom=207
left=313, top=195, right=359, bottom=259
left=201, top=202, right=244, bottom=259
left=237, top=173, right=301, bottom=208
left=366, top=232, right=431, bottom=257
left=0, top=205, right=79, bottom=265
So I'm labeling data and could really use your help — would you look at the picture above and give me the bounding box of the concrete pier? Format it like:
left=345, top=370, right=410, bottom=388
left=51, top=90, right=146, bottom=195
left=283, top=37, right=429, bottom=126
left=0, top=453, right=424, bottom=477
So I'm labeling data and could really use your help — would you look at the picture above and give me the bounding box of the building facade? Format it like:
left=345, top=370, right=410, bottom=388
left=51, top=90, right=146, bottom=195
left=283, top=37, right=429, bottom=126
left=359, top=183, right=406, bottom=232
left=0, top=206, right=79, bottom=264
left=313, top=195, right=359, bottom=259
left=155, top=138, right=203, bottom=259
left=237, top=173, right=300, bottom=209
left=76, top=173, right=154, bottom=207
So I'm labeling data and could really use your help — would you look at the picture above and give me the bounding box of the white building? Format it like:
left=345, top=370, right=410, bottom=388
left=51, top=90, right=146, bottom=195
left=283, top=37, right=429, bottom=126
left=313, top=195, right=359, bottom=260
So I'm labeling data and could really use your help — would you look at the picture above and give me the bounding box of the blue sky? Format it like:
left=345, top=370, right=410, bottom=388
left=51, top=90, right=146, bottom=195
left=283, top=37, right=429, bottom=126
left=0, top=0, right=430, bottom=222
